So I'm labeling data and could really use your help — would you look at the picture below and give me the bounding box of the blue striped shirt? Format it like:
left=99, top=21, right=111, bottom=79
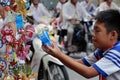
left=82, top=41, right=120, bottom=80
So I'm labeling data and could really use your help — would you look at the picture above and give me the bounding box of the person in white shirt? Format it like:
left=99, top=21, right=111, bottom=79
left=56, top=0, right=68, bottom=16
left=62, top=0, right=91, bottom=52
left=54, top=0, right=68, bottom=46
left=80, top=0, right=96, bottom=16
left=99, top=0, right=120, bottom=11
left=94, top=0, right=120, bottom=15
left=28, top=0, right=51, bottom=25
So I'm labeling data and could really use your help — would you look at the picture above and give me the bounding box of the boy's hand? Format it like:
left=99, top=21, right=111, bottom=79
left=42, top=41, right=63, bottom=58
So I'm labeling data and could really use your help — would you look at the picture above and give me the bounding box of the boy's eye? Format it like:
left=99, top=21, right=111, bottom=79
left=94, top=29, right=100, bottom=33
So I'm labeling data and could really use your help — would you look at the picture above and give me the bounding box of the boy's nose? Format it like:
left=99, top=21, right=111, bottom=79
left=91, top=31, right=95, bottom=39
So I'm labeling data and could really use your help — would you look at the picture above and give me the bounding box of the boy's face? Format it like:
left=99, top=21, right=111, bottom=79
left=92, top=21, right=115, bottom=51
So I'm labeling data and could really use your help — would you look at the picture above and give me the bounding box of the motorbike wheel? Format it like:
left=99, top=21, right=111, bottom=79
left=47, top=62, right=69, bottom=80
left=38, top=61, right=69, bottom=80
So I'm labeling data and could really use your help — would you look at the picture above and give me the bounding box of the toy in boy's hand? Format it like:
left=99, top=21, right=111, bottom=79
left=38, top=30, right=52, bottom=46
left=35, top=24, right=52, bottom=46
left=35, top=24, right=49, bottom=34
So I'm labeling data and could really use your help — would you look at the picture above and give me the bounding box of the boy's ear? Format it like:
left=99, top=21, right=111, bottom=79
left=110, top=31, right=118, bottom=40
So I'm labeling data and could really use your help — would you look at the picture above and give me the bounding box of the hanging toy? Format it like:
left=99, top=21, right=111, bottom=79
left=16, top=0, right=27, bottom=18
left=18, top=45, right=30, bottom=60
left=24, top=24, right=35, bottom=42
left=3, top=75, right=15, bottom=80
left=18, top=72, right=37, bottom=80
left=1, top=22, right=16, bottom=45
left=15, top=14, right=24, bottom=30
left=7, top=46, right=13, bottom=54
left=4, top=6, right=11, bottom=12
left=1, top=25, right=15, bottom=44
left=25, top=0, right=30, bottom=10
left=4, top=54, right=9, bottom=60
left=0, top=60, right=7, bottom=72
left=0, top=39, right=3, bottom=48
left=7, top=22, right=17, bottom=36
left=0, top=60, right=7, bottom=77
left=4, top=6, right=14, bottom=23
left=22, top=45, right=30, bottom=60
left=9, top=0, right=17, bottom=11
left=0, top=0, right=11, bottom=6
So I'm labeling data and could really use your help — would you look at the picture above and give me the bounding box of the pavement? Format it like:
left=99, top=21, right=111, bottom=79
left=66, top=66, right=99, bottom=80
left=69, top=51, right=88, bottom=58
left=64, top=52, right=99, bottom=80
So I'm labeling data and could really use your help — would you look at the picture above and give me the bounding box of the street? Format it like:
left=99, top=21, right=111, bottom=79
left=65, top=52, right=99, bottom=80
left=66, top=67, right=98, bottom=80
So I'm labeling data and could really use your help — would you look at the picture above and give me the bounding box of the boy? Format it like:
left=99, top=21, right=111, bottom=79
left=42, top=9, right=120, bottom=80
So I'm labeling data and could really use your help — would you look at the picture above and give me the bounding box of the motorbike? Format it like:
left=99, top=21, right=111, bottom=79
left=29, top=24, right=69, bottom=80
left=63, top=19, right=95, bottom=55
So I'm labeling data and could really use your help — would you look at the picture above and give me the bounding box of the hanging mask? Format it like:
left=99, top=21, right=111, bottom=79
left=0, top=60, right=7, bottom=72
left=0, top=0, right=11, bottom=6
left=24, top=25, right=35, bottom=41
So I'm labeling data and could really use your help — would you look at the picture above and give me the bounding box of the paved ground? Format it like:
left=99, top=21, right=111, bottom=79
left=66, top=66, right=98, bottom=80
left=65, top=52, right=99, bottom=80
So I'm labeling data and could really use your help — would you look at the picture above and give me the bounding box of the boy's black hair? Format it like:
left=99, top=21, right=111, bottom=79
left=95, top=9, right=120, bottom=40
